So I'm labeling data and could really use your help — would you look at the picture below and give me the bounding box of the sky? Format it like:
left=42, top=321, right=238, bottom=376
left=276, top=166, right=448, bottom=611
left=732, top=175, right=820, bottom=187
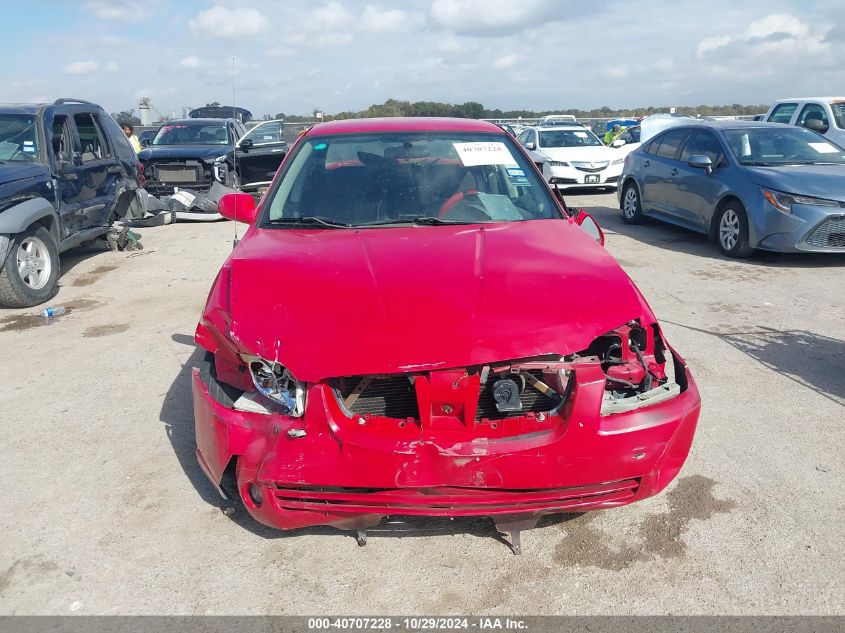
left=2, top=0, right=844, bottom=118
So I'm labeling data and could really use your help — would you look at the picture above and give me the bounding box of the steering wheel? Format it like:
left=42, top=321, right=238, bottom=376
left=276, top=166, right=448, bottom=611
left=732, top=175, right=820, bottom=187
left=438, top=189, right=479, bottom=218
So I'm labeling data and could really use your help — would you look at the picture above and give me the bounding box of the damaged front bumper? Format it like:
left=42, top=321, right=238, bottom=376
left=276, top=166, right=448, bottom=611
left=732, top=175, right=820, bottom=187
left=191, top=353, right=701, bottom=532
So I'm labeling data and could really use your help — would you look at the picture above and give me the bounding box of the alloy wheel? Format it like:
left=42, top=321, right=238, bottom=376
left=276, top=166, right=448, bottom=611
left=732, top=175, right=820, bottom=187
left=623, top=187, right=638, bottom=219
left=16, top=236, right=51, bottom=290
left=719, top=209, right=740, bottom=252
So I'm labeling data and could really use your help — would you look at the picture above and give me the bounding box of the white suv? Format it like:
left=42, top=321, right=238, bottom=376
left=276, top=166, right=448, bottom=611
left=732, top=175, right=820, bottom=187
left=765, top=97, right=845, bottom=147
left=517, top=125, right=624, bottom=190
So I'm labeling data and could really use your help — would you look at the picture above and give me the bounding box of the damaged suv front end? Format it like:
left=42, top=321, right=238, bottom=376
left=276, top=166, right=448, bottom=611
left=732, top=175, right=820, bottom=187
left=191, top=118, right=701, bottom=546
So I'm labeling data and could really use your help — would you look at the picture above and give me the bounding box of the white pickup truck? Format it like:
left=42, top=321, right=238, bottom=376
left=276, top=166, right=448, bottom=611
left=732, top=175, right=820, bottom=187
left=764, top=97, right=845, bottom=147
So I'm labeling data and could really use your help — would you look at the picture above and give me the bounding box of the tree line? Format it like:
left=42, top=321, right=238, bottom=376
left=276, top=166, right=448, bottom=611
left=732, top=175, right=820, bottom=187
left=273, top=99, right=770, bottom=122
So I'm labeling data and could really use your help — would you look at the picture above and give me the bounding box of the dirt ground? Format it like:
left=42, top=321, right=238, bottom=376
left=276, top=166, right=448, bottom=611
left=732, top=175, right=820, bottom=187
left=1, top=191, right=843, bottom=615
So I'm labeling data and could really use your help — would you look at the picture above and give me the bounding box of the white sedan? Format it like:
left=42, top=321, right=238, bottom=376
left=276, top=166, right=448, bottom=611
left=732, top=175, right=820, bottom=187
left=517, top=125, right=624, bottom=190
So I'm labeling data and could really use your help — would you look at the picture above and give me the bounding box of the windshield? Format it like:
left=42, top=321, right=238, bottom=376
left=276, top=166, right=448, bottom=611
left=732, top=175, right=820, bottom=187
left=264, top=132, right=561, bottom=227
left=723, top=126, right=845, bottom=165
left=152, top=123, right=229, bottom=146
left=0, top=113, right=40, bottom=161
left=241, top=121, right=284, bottom=145
left=539, top=129, right=602, bottom=148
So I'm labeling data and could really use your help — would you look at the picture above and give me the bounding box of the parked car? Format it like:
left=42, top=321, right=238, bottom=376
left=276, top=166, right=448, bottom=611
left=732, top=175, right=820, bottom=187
left=517, top=124, right=624, bottom=190
left=137, top=118, right=246, bottom=198
left=537, top=114, right=580, bottom=126
left=0, top=99, right=143, bottom=307
left=139, top=129, right=157, bottom=147
left=234, top=120, right=288, bottom=197
left=764, top=97, right=845, bottom=146
left=619, top=121, right=845, bottom=256
left=191, top=117, right=701, bottom=548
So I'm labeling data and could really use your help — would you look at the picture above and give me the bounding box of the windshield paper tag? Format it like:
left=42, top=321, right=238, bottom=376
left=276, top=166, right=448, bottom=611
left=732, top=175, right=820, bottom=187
left=454, top=142, right=516, bottom=166
left=808, top=142, right=839, bottom=154
left=506, top=167, right=529, bottom=186
left=574, top=131, right=588, bottom=138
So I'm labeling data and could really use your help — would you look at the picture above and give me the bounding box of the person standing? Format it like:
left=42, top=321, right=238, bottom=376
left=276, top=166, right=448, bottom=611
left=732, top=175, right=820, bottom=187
left=122, top=123, right=141, bottom=152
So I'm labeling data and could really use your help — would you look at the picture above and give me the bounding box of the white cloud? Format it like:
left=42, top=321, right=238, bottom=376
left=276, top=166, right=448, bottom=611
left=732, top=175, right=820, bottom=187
left=62, top=60, right=119, bottom=74
left=189, top=6, right=269, bottom=38
left=493, top=54, right=521, bottom=69
left=361, top=6, right=424, bottom=32
left=307, top=2, right=355, bottom=31
left=83, top=1, right=127, bottom=20
left=63, top=60, right=101, bottom=75
left=430, top=0, right=558, bottom=34
left=179, top=56, right=203, bottom=69
left=697, top=13, right=829, bottom=57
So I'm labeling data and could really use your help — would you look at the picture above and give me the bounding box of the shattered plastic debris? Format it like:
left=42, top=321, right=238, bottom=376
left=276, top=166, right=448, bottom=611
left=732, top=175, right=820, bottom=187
left=106, top=226, right=143, bottom=251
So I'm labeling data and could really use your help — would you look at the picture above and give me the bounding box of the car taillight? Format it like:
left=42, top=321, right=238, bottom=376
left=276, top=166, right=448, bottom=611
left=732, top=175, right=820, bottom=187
left=137, top=162, right=146, bottom=187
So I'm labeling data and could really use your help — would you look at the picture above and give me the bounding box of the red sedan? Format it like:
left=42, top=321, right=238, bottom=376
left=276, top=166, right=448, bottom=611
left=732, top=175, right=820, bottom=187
left=192, top=117, right=700, bottom=552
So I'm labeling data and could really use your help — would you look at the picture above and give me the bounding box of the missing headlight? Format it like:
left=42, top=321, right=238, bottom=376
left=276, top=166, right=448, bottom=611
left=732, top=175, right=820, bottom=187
left=242, top=356, right=306, bottom=417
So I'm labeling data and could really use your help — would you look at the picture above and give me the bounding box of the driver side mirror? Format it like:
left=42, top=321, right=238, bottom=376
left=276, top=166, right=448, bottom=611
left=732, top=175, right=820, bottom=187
left=573, top=209, right=605, bottom=246
left=525, top=141, right=536, bottom=151
left=611, top=139, right=626, bottom=148
left=140, top=138, right=151, bottom=148
left=239, top=138, right=253, bottom=151
left=218, top=192, right=258, bottom=224
left=803, top=118, right=829, bottom=135
left=687, top=154, right=713, bottom=175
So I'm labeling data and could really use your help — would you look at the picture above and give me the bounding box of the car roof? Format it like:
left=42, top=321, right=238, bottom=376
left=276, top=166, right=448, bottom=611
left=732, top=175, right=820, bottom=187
left=657, top=121, right=795, bottom=133
left=532, top=125, right=591, bottom=132
left=772, top=96, right=845, bottom=102
left=307, top=117, right=503, bottom=136
left=164, top=118, right=238, bottom=125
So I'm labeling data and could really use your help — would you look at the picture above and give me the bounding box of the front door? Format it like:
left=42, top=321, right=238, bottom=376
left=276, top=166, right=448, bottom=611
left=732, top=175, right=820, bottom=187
left=72, top=112, right=119, bottom=228
left=48, top=113, right=85, bottom=240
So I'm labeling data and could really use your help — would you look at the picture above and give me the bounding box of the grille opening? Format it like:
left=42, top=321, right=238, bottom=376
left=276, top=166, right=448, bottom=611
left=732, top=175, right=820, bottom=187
left=807, top=217, right=845, bottom=248
left=335, top=375, right=420, bottom=420
left=476, top=370, right=565, bottom=421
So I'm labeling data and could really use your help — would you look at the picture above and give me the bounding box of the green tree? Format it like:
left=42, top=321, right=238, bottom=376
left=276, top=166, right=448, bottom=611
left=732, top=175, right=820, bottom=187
left=111, top=109, right=141, bottom=126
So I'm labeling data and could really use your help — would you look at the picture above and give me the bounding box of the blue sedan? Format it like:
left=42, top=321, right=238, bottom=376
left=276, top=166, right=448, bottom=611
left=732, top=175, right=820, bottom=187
left=617, top=121, right=845, bottom=256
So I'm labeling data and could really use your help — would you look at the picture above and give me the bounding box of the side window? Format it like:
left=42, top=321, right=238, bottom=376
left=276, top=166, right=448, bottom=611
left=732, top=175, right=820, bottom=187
left=74, top=113, right=111, bottom=161
left=796, top=103, right=829, bottom=127
left=530, top=130, right=538, bottom=147
left=768, top=103, right=797, bottom=124
left=50, top=115, right=75, bottom=164
left=517, top=130, right=529, bottom=146
left=679, top=130, right=722, bottom=164
left=654, top=129, right=689, bottom=160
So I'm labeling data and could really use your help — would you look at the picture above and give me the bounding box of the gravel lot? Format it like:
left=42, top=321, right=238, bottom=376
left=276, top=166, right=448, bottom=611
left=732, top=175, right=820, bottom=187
left=1, top=191, right=842, bottom=615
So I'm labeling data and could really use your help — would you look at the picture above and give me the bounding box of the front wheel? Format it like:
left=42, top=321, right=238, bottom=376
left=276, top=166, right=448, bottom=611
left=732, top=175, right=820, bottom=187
left=716, top=204, right=754, bottom=257
left=0, top=226, right=60, bottom=308
left=621, top=182, right=644, bottom=224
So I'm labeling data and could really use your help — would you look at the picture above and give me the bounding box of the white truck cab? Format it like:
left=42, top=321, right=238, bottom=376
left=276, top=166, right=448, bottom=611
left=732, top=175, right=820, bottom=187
left=764, top=97, right=845, bottom=147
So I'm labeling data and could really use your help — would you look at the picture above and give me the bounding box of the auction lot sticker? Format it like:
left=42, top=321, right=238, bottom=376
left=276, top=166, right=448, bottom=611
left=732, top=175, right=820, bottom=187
left=454, top=142, right=516, bottom=166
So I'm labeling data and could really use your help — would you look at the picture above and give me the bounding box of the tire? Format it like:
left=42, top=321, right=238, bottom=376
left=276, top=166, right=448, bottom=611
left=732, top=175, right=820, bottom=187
left=621, top=182, right=644, bottom=224
left=0, top=226, right=59, bottom=308
left=716, top=203, right=754, bottom=258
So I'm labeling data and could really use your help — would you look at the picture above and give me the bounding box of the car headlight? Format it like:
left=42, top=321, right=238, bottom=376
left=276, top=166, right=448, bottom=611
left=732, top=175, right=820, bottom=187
left=212, top=155, right=230, bottom=182
left=547, top=161, right=569, bottom=167
left=611, top=158, right=624, bottom=165
left=241, top=355, right=306, bottom=416
left=762, top=188, right=841, bottom=214
left=581, top=321, right=682, bottom=416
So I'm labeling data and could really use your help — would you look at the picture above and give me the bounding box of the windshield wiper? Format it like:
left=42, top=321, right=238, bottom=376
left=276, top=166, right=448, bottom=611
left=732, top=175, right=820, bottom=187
left=267, top=216, right=352, bottom=229
left=412, top=216, right=476, bottom=225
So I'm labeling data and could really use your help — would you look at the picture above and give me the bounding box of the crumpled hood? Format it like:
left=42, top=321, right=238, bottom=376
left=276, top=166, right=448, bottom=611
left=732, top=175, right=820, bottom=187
left=138, top=145, right=232, bottom=162
left=743, top=164, right=845, bottom=202
left=227, top=220, right=648, bottom=382
left=0, top=162, right=50, bottom=186
left=538, top=145, right=614, bottom=163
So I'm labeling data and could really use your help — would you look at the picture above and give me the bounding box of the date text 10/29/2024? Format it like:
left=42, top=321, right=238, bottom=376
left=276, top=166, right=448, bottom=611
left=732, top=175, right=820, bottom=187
left=307, top=618, right=528, bottom=631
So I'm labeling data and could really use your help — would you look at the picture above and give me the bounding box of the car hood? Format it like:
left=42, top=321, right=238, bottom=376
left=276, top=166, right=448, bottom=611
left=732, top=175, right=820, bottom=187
left=137, top=145, right=232, bottom=161
left=538, top=145, right=613, bottom=162
left=225, top=220, right=649, bottom=382
left=0, top=162, right=50, bottom=186
left=743, top=164, right=845, bottom=201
